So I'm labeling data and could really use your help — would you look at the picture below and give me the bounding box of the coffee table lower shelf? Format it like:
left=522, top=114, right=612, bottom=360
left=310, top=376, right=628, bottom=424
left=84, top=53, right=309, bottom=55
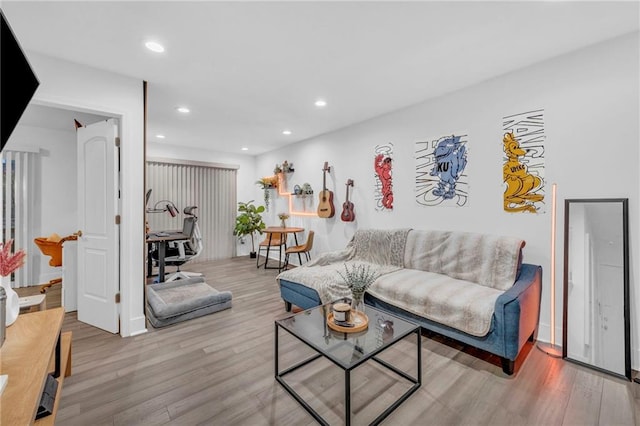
left=274, top=320, right=421, bottom=426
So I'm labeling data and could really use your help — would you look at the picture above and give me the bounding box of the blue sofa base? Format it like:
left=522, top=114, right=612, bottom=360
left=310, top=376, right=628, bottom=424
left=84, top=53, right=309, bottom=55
left=278, top=263, right=542, bottom=375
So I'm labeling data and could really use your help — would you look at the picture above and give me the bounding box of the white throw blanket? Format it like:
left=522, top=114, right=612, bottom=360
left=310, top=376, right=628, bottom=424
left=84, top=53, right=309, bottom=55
left=404, top=230, right=524, bottom=291
left=367, top=269, right=503, bottom=336
left=276, top=229, right=411, bottom=304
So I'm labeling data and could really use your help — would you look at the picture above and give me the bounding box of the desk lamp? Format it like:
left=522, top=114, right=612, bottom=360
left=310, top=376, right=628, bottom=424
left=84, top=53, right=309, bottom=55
left=145, top=189, right=179, bottom=217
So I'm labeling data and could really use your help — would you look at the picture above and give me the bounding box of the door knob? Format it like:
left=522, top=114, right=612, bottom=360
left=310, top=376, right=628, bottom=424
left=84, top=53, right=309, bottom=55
left=76, top=230, right=83, bottom=237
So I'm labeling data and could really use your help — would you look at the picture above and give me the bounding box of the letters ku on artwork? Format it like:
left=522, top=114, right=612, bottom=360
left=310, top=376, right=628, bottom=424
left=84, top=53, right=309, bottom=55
left=502, top=109, right=546, bottom=213
left=415, top=134, right=469, bottom=207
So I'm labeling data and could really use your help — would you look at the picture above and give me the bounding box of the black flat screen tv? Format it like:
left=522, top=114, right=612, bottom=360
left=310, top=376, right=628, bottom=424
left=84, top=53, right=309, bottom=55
left=1, top=9, right=40, bottom=150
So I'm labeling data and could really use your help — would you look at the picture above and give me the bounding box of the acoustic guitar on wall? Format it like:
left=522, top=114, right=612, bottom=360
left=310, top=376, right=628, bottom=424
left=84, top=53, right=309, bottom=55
left=317, top=161, right=335, bottom=218
left=341, top=179, right=355, bottom=222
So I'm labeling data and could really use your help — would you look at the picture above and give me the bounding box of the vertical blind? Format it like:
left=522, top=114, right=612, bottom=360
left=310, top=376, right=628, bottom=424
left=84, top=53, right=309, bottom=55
left=1, top=150, right=37, bottom=288
left=146, top=159, right=237, bottom=262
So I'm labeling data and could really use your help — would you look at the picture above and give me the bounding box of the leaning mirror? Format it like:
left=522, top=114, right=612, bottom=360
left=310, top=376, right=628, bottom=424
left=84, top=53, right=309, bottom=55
left=562, top=198, right=630, bottom=380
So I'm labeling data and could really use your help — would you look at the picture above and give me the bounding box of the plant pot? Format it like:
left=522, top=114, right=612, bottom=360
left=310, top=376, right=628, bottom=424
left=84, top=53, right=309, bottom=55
left=249, top=251, right=257, bottom=259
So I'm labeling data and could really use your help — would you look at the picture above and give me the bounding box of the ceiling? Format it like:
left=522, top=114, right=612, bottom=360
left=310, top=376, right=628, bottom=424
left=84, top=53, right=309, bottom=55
left=2, top=1, right=638, bottom=156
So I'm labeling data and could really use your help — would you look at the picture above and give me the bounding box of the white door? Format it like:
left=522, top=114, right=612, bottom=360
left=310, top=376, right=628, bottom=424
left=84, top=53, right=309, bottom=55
left=76, top=119, right=119, bottom=333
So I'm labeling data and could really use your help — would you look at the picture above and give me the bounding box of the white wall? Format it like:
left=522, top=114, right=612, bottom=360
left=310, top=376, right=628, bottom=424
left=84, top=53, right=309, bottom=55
left=27, top=52, right=146, bottom=337
left=5, top=125, right=77, bottom=283
left=255, top=33, right=640, bottom=368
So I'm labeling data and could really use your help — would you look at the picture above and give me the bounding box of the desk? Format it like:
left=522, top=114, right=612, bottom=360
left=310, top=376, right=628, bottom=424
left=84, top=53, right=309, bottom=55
left=1, top=307, right=72, bottom=425
left=260, top=227, right=304, bottom=271
left=146, top=232, right=190, bottom=282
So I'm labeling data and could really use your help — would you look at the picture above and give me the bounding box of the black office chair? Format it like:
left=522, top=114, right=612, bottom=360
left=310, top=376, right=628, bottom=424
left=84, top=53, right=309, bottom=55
left=152, top=206, right=203, bottom=281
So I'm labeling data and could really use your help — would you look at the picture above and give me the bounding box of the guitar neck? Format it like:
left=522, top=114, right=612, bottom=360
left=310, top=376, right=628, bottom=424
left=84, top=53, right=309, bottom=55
left=344, top=179, right=353, bottom=201
left=322, top=162, right=329, bottom=191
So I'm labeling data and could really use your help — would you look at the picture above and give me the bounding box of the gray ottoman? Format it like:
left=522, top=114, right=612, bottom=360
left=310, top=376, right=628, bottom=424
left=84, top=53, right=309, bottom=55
left=146, top=277, right=232, bottom=328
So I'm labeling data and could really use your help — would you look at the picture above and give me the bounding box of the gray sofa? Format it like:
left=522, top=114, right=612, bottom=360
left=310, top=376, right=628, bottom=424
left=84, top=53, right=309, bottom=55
left=276, top=228, right=542, bottom=375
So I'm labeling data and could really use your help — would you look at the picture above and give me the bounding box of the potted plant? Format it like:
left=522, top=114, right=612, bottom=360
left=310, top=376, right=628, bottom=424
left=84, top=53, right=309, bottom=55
left=256, top=176, right=278, bottom=211
left=337, top=263, right=380, bottom=322
left=278, top=212, right=290, bottom=228
left=233, top=200, right=266, bottom=258
left=0, top=239, right=26, bottom=326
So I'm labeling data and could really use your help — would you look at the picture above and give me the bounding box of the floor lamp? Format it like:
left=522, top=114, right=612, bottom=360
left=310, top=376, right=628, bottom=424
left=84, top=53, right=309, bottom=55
left=537, top=183, right=562, bottom=357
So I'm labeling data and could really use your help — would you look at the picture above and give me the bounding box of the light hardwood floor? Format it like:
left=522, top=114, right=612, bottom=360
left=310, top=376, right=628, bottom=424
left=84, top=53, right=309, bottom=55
left=44, top=257, right=639, bottom=425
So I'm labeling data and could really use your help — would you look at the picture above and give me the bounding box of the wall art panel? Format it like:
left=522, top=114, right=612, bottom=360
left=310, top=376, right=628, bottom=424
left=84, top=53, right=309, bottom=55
left=502, top=109, right=546, bottom=213
left=374, top=143, right=393, bottom=211
left=415, top=134, right=469, bottom=207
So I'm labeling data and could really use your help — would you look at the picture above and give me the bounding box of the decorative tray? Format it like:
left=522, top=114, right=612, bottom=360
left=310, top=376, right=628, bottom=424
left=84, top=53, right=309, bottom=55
left=327, top=311, right=369, bottom=333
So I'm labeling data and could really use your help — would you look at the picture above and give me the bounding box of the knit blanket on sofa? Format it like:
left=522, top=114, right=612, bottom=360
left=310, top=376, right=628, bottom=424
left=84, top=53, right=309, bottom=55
left=276, top=228, right=411, bottom=304
left=404, top=230, right=525, bottom=291
left=366, top=229, right=525, bottom=336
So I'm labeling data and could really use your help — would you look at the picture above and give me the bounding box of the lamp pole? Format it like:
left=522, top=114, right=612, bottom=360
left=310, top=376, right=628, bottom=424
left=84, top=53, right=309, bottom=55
left=538, top=182, right=562, bottom=357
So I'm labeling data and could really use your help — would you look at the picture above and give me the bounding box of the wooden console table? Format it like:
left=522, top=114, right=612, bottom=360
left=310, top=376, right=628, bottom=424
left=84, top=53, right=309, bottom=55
left=0, top=307, right=72, bottom=425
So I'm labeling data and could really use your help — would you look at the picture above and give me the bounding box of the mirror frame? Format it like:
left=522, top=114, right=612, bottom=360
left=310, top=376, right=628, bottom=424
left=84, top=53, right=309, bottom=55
left=562, top=198, right=631, bottom=381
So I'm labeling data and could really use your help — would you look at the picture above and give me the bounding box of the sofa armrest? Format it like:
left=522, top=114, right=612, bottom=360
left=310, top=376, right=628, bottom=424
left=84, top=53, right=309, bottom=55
left=494, top=263, right=542, bottom=360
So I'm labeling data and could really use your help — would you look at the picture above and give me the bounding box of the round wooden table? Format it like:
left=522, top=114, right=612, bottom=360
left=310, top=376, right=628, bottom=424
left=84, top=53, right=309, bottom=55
left=259, top=226, right=305, bottom=271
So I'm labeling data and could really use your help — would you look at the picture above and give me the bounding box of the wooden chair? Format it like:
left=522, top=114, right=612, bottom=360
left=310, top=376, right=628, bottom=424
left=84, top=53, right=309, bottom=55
left=34, top=232, right=79, bottom=293
left=284, top=230, right=314, bottom=269
left=256, top=233, right=286, bottom=268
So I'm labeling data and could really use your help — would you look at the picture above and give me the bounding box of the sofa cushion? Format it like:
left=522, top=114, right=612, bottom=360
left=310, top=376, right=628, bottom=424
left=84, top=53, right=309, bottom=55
left=404, top=230, right=524, bottom=291
left=367, top=268, right=503, bottom=336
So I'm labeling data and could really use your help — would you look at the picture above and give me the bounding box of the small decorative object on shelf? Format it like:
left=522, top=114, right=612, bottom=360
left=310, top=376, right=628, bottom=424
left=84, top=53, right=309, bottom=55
left=274, top=161, right=294, bottom=175
left=282, top=160, right=294, bottom=173
left=278, top=212, right=290, bottom=228
left=301, top=183, right=313, bottom=196
left=337, top=263, right=380, bottom=325
left=0, top=239, right=26, bottom=326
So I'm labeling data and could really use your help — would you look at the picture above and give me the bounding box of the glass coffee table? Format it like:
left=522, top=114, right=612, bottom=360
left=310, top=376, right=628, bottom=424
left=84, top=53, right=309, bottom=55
left=274, top=302, right=421, bottom=426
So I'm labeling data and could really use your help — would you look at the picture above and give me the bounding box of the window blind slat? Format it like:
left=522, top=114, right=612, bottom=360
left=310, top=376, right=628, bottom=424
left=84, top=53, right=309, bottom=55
left=146, top=160, right=236, bottom=262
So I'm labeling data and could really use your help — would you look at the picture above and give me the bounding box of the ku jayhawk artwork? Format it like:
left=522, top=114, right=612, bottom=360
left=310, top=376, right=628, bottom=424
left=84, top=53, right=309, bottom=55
left=502, top=109, right=546, bottom=213
left=415, top=134, right=469, bottom=207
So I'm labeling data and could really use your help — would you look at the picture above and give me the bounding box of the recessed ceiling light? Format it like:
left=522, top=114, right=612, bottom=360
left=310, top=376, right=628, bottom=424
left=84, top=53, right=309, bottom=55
left=145, top=41, right=165, bottom=53
left=176, top=106, right=190, bottom=113
left=315, top=99, right=327, bottom=107
left=156, top=134, right=165, bottom=139
left=241, top=147, right=249, bottom=151
left=282, top=129, right=292, bottom=135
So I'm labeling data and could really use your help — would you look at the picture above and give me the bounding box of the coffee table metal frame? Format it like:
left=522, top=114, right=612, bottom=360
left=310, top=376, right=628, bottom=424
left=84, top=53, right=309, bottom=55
left=274, top=304, right=422, bottom=426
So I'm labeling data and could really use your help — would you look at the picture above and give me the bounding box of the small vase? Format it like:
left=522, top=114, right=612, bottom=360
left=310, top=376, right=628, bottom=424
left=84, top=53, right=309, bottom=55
left=350, top=292, right=366, bottom=324
left=1, top=275, right=20, bottom=326
left=280, top=220, right=286, bottom=228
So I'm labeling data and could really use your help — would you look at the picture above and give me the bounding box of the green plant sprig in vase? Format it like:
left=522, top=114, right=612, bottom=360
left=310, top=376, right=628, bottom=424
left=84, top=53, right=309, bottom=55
left=337, top=263, right=380, bottom=322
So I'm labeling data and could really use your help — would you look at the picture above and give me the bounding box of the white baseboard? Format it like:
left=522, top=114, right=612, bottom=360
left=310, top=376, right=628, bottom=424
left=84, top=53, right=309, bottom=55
left=535, top=322, right=563, bottom=346
left=37, top=272, right=61, bottom=286
left=124, top=315, right=148, bottom=337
